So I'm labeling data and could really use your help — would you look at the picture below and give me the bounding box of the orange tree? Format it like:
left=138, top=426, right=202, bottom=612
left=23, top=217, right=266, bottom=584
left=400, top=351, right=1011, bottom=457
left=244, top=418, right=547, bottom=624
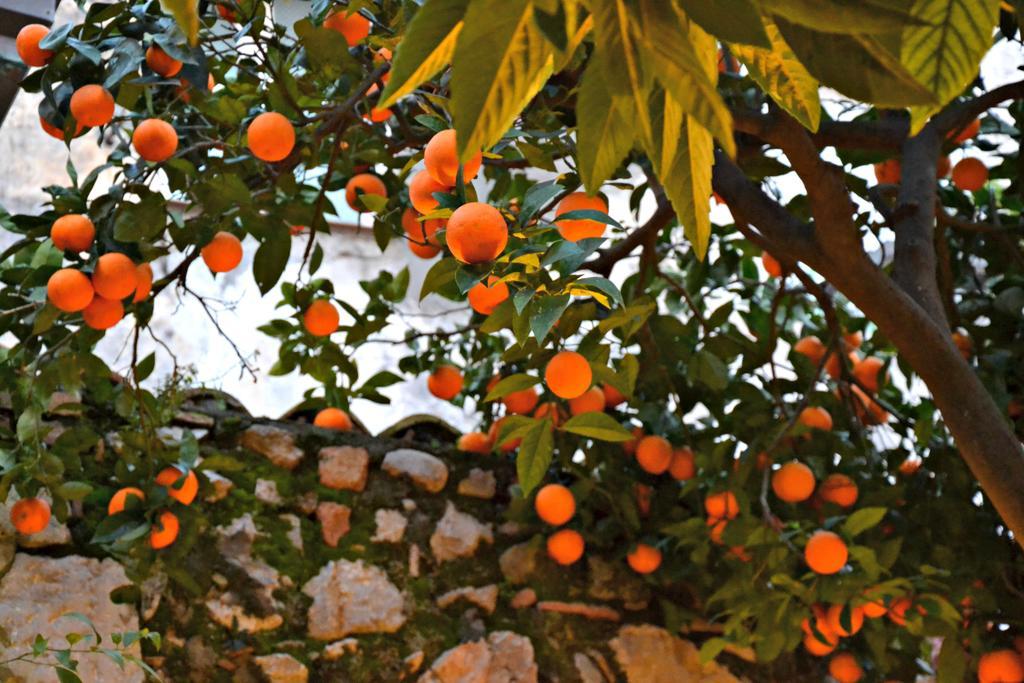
left=4, top=0, right=1024, bottom=680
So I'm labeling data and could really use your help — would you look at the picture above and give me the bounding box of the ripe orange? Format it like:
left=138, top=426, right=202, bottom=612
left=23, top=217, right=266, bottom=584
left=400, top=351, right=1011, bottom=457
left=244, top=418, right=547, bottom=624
left=978, top=649, right=1024, bottom=683
left=952, top=157, right=988, bottom=192
left=362, top=107, right=392, bottom=123
left=82, top=296, right=124, bottom=330
left=952, top=330, right=972, bottom=359
left=859, top=591, right=889, bottom=619
left=217, top=4, right=237, bottom=21
left=707, top=518, right=727, bottom=544
left=428, top=364, right=463, bottom=400
left=888, top=596, right=912, bottom=626
left=533, top=401, right=563, bottom=426
left=761, top=251, right=783, bottom=277
left=569, top=386, right=605, bottom=416
left=424, top=129, right=483, bottom=186
left=547, top=529, right=585, bottom=565
left=504, top=387, right=539, bottom=415
left=16, top=24, right=53, bottom=67
left=803, top=633, right=836, bottom=656
left=704, top=491, right=739, bottom=520
left=133, top=263, right=154, bottom=302
left=799, top=406, right=832, bottom=431
left=40, top=116, right=83, bottom=141
left=150, top=510, right=180, bottom=549
left=635, top=435, right=672, bottom=475
left=10, top=497, right=50, bottom=535
left=602, top=384, right=627, bottom=409
left=829, top=653, right=863, bottom=683
left=446, top=202, right=508, bottom=264
left=626, top=543, right=662, bottom=574
left=898, top=455, right=922, bottom=476
left=51, top=214, right=95, bottom=252
left=133, top=119, right=178, bottom=162
left=145, top=45, right=182, bottom=77
left=468, top=276, right=509, bottom=315
left=874, top=159, right=900, bottom=184
left=47, top=269, right=94, bottom=312
left=70, top=85, right=115, bottom=128
left=324, top=9, right=371, bottom=46
left=951, top=118, right=981, bottom=144
left=668, top=447, right=695, bottom=481
left=544, top=351, right=592, bottom=399
left=346, top=173, right=388, bottom=211
left=805, top=530, right=848, bottom=575
left=201, top=231, right=243, bottom=273
left=535, top=483, right=575, bottom=525
left=402, top=208, right=443, bottom=246
left=408, top=170, right=450, bottom=215
left=826, top=604, right=864, bottom=636
left=107, top=487, right=145, bottom=515
left=793, top=335, right=826, bottom=363
left=853, top=356, right=885, bottom=392
left=92, top=253, right=138, bottom=300
left=843, top=331, right=863, bottom=350
left=458, top=431, right=491, bottom=454
left=303, top=299, right=340, bottom=337
left=247, top=112, right=295, bottom=163
left=622, top=425, right=643, bottom=456
left=819, top=474, right=858, bottom=508
left=489, top=416, right=521, bottom=452
left=554, top=192, right=607, bottom=242
left=408, top=240, right=441, bottom=259
left=772, top=461, right=816, bottom=503
left=635, top=483, right=652, bottom=516
left=314, top=407, right=352, bottom=431
left=156, top=466, right=198, bottom=505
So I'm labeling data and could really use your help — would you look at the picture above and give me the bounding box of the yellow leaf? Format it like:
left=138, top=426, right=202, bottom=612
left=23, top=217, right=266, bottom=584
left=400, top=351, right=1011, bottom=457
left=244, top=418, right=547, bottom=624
left=159, top=0, right=200, bottom=46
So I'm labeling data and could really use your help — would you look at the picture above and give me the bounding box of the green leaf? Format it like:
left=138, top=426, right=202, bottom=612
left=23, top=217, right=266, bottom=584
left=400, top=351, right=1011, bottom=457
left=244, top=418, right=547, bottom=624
left=519, top=181, right=564, bottom=226
left=589, top=0, right=654, bottom=148
left=688, top=349, right=729, bottom=391
left=484, top=373, right=540, bottom=401
left=55, top=481, right=92, bottom=501
left=420, top=257, right=459, bottom=301
left=731, top=19, right=822, bottom=132
left=764, top=0, right=928, bottom=34
left=842, top=506, right=888, bottom=537
left=575, top=51, right=636, bottom=191
left=698, top=638, right=728, bottom=664
left=936, top=632, right=968, bottom=682
left=529, top=294, right=571, bottom=342
left=561, top=412, right=633, bottom=441
left=379, top=0, right=470, bottom=108
left=158, top=0, right=200, bottom=45
left=574, top=277, right=623, bottom=307
left=656, top=111, right=713, bottom=259
left=517, top=418, right=554, bottom=496
left=450, top=0, right=556, bottom=159
left=112, top=193, right=167, bottom=242
left=253, top=233, right=291, bottom=295
left=677, top=0, right=770, bottom=47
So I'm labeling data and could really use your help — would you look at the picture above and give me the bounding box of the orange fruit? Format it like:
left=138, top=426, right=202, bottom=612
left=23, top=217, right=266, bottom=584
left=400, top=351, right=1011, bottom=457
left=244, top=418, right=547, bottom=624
left=468, top=276, right=509, bottom=315
left=952, top=157, right=988, bottom=192
left=504, top=387, right=539, bottom=415
left=70, top=85, right=115, bottom=127
left=314, top=407, right=352, bottom=431
left=937, top=154, right=951, bottom=178
left=428, top=364, right=463, bottom=400
left=704, top=491, right=739, bottom=520
left=51, top=214, right=95, bottom=252
left=446, top=202, right=508, bottom=264
left=898, top=455, right=922, bottom=476
left=92, top=253, right=138, bottom=300
left=554, top=192, right=607, bottom=241
left=82, top=296, right=124, bottom=330
left=978, top=650, right=1024, bottom=683
left=408, top=240, right=441, bottom=258
left=761, top=251, right=783, bottom=277
left=707, top=518, right=727, bottom=544
left=145, top=45, right=182, bottom=77
left=888, top=596, right=912, bottom=626
left=10, top=497, right=50, bottom=535
left=622, top=425, right=643, bottom=456
left=547, top=529, right=584, bottom=565
left=247, top=112, right=295, bottom=162
left=826, top=604, right=864, bottom=636
left=201, top=231, right=243, bottom=273
left=402, top=208, right=443, bottom=246
left=848, top=384, right=889, bottom=425
left=569, top=386, right=605, bottom=416
left=133, top=263, right=154, bottom=302
left=602, top=384, right=627, bottom=409
left=423, top=129, right=483, bottom=186
left=805, top=530, right=848, bottom=575
left=819, top=474, right=858, bottom=508
left=132, top=119, right=179, bottom=162
left=874, top=159, right=900, bottom=184
left=793, top=335, right=826, bottom=363
left=40, top=116, right=83, bottom=140
left=544, top=351, right=592, bottom=399
left=626, top=543, right=662, bottom=574
left=47, top=269, right=94, bottom=312
left=853, top=356, right=885, bottom=392
left=859, top=592, right=889, bottom=619
left=346, top=173, right=388, bottom=211
left=458, top=431, right=491, bottom=454
left=843, top=331, right=863, bottom=350
left=16, top=24, right=53, bottom=67
left=489, top=416, right=521, bottom=452
left=533, top=401, right=563, bottom=426
left=107, top=487, right=145, bottom=515
left=803, top=633, right=836, bottom=656
left=149, top=510, right=179, bottom=549
left=156, top=466, right=198, bottom=505
left=635, top=483, right=652, bottom=516
left=635, top=435, right=672, bottom=475
left=799, top=406, right=832, bottom=431
left=952, top=330, right=972, bottom=359
left=535, top=483, right=575, bottom=525
left=408, top=170, right=450, bottom=215
left=362, top=107, right=392, bottom=123
left=303, top=299, right=340, bottom=337
left=829, top=653, right=863, bottom=683
left=951, top=118, right=981, bottom=144
left=771, top=461, right=816, bottom=503
left=324, top=9, right=371, bottom=46
left=668, top=448, right=695, bottom=481
left=217, top=4, right=237, bottom=21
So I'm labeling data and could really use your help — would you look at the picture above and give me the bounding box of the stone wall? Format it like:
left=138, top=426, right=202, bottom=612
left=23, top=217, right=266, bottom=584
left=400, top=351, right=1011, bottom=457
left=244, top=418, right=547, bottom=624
left=0, top=392, right=743, bottom=682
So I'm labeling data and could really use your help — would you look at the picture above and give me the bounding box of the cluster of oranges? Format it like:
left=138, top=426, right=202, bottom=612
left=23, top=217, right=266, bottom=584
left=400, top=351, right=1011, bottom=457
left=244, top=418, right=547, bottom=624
left=792, top=331, right=889, bottom=426
left=873, top=117, right=989, bottom=192
left=107, top=466, right=198, bottom=549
